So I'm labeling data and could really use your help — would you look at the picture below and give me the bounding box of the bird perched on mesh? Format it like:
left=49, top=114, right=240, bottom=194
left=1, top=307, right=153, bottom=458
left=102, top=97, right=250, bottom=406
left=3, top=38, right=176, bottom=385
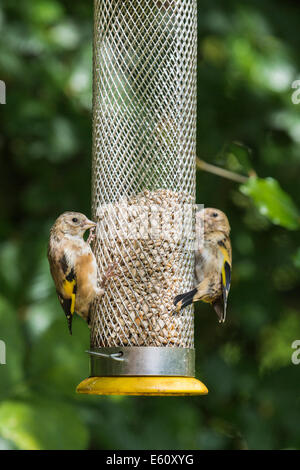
left=47, top=211, right=112, bottom=334
left=173, top=208, right=232, bottom=323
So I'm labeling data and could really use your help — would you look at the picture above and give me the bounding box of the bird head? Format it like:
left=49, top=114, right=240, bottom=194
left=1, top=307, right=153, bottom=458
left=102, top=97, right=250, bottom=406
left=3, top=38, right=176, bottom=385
left=197, top=208, right=230, bottom=235
left=52, top=211, right=97, bottom=239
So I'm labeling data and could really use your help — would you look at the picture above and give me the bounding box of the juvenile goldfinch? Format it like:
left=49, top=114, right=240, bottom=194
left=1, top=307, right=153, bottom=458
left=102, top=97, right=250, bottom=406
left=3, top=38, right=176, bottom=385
left=48, top=211, right=104, bottom=334
left=174, top=208, right=232, bottom=323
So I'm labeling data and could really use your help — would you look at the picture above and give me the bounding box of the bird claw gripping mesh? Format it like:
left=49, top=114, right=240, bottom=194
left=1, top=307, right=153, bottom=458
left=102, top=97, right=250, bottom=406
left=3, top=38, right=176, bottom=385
left=90, top=0, right=197, bottom=375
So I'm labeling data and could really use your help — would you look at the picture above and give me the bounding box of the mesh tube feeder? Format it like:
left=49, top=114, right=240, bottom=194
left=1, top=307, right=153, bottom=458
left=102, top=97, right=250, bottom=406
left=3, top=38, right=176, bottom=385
left=77, top=0, right=208, bottom=396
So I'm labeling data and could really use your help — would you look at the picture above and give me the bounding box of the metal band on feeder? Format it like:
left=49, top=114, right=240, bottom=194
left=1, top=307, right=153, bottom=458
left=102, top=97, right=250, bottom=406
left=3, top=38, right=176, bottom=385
left=77, top=0, right=208, bottom=395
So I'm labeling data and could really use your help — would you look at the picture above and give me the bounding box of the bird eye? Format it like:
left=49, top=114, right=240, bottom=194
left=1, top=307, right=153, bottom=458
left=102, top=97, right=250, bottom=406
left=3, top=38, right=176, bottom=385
left=212, top=212, right=218, bottom=218
left=72, top=218, right=78, bottom=223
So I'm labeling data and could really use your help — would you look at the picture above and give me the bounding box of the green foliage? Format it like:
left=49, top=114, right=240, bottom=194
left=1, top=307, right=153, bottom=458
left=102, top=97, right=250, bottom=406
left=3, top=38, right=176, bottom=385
left=28, top=317, right=90, bottom=396
left=240, top=177, right=300, bottom=230
left=0, top=0, right=300, bottom=451
left=223, top=141, right=253, bottom=174
left=0, top=399, right=89, bottom=450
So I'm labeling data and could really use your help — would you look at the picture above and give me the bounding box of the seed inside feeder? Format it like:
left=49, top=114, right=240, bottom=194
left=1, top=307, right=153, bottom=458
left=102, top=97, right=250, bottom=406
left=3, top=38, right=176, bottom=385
left=90, top=188, right=195, bottom=348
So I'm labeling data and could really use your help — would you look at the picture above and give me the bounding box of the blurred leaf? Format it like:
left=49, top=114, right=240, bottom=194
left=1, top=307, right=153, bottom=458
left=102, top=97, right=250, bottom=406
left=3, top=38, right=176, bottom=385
left=27, top=0, right=64, bottom=25
left=240, top=177, right=300, bottom=230
left=225, top=141, right=253, bottom=174
left=49, top=21, right=80, bottom=49
left=0, top=399, right=89, bottom=450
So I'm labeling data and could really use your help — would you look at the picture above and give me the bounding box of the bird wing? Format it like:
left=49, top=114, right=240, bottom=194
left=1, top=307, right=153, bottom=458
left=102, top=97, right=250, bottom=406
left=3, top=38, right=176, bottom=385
left=49, top=252, right=77, bottom=334
left=213, top=238, right=232, bottom=322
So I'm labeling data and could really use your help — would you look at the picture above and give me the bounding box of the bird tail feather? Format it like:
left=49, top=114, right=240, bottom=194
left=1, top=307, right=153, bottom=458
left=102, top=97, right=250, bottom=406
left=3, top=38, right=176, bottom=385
left=212, top=299, right=225, bottom=323
left=173, top=288, right=198, bottom=311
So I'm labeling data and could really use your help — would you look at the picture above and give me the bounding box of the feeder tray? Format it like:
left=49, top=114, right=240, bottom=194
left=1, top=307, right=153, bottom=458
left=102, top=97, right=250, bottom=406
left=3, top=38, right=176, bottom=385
left=77, top=0, right=207, bottom=396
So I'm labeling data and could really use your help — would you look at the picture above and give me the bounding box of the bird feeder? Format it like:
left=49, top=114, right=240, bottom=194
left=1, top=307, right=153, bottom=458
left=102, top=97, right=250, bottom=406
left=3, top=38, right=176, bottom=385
left=77, top=0, right=208, bottom=396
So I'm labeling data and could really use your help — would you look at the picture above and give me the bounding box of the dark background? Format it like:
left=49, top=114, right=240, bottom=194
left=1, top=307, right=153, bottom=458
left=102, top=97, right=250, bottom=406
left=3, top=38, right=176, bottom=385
left=0, top=0, right=300, bottom=450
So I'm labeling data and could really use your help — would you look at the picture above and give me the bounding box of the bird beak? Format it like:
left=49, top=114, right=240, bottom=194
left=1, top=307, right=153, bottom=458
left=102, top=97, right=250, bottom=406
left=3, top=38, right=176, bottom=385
left=66, top=314, right=73, bottom=335
left=83, top=218, right=97, bottom=230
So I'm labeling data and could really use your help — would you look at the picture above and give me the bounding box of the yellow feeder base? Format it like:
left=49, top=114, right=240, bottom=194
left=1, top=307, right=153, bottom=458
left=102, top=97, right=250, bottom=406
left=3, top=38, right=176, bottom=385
left=76, top=376, right=208, bottom=396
